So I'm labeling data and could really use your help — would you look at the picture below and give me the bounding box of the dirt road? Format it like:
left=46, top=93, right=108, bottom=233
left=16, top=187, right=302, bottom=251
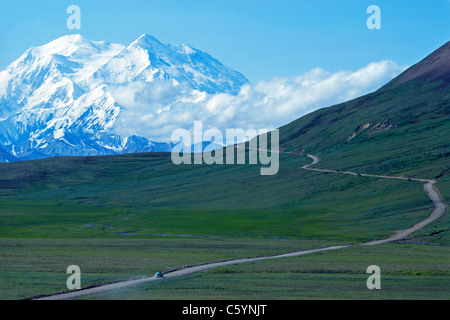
left=300, top=155, right=447, bottom=245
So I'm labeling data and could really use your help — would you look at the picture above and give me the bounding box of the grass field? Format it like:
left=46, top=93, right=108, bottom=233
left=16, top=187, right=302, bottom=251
left=79, top=243, right=450, bottom=300
left=1, top=237, right=448, bottom=300
left=0, top=237, right=337, bottom=300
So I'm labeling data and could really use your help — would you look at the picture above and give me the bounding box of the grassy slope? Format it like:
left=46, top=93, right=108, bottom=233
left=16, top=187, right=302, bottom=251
left=278, top=77, right=450, bottom=244
left=279, top=79, right=449, bottom=180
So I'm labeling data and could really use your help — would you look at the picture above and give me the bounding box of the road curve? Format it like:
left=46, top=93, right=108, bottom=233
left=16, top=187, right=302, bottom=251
left=34, top=152, right=447, bottom=300
left=300, top=155, right=447, bottom=245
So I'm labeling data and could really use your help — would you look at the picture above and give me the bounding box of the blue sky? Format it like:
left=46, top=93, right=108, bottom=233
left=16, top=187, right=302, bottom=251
left=0, top=0, right=449, bottom=82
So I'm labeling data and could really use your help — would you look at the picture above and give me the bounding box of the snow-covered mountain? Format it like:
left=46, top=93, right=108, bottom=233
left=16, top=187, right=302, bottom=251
left=0, top=34, right=248, bottom=162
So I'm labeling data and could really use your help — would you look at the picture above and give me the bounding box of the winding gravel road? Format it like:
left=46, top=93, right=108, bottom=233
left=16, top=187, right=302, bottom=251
left=300, top=154, right=447, bottom=245
left=34, top=152, right=447, bottom=300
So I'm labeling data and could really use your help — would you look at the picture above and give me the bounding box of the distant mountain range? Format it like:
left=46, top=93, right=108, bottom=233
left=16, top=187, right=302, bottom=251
left=0, top=34, right=248, bottom=162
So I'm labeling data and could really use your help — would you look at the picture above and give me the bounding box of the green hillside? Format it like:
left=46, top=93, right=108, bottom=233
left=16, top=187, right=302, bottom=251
left=279, top=42, right=450, bottom=183
left=280, top=74, right=449, bottom=180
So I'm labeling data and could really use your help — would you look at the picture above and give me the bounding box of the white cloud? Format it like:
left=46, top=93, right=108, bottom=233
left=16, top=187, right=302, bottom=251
left=108, top=60, right=408, bottom=142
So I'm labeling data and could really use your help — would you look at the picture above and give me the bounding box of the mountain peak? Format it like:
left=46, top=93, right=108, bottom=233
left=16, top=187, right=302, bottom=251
left=46, top=34, right=89, bottom=47
left=56, top=33, right=85, bottom=41
left=31, top=34, right=97, bottom=59
left=394, top=41, right=450, bottom=85
left=133, top=33, right=165, bottom=48
left=137, top=33, right=160, bottom=41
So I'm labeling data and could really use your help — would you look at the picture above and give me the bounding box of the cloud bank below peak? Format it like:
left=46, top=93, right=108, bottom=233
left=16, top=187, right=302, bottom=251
left=109, top=60, right=408, bottom=141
